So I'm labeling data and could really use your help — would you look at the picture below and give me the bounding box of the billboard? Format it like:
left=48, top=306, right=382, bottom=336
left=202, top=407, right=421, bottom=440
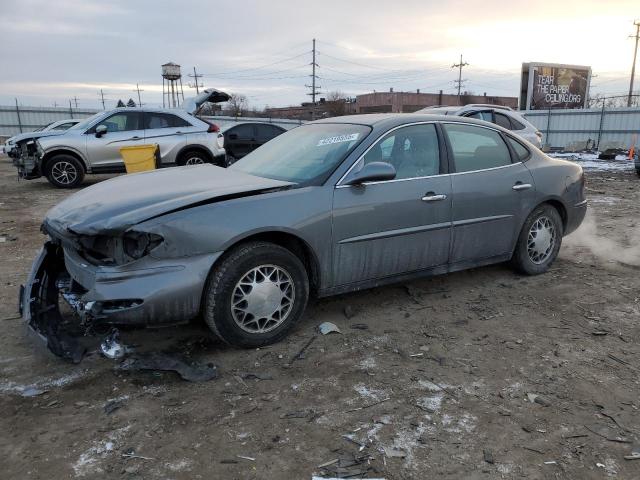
left=520, top=63, right=591, bottom=110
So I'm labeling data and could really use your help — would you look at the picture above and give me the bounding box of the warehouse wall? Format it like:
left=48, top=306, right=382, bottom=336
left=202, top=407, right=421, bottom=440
left=522, top=107, right=640, bottom=151
left=0, top=105, right=100, bottom=136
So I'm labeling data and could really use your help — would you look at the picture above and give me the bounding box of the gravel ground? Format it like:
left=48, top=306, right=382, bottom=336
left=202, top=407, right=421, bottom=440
left=0, top=156, right=639, bottom=479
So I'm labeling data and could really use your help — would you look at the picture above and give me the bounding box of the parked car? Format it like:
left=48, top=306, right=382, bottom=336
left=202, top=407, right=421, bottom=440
left=416, top=104, right=543, bottom=147
left=12, top=89, right=230, bottom=188
left=222, top=122, right=286, bottom=163
left=3, top=118, right=80, bottom=157
left=21, top=113, right=586, bottom=361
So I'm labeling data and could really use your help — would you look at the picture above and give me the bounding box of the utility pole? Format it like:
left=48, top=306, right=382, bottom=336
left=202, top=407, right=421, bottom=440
left=134, top=83, right=144, bottom=107
left=188, top=67, right=203, bottom=94
left=306, top=38, right=321, bottom=119
left=452, top=54, right=469, bottom=105
left=99, top=89, right=106, bottom=109
left=72, top=96, right=79, bottom=109
left=628, top=20, right=640, bottom=107
left=69, top=99, right=74, bottom=118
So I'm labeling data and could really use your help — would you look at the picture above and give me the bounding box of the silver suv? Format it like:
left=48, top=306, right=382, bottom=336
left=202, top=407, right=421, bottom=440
left=14, top=89, right=230, bottom=188
left=416, top=104, right=542, bottom=148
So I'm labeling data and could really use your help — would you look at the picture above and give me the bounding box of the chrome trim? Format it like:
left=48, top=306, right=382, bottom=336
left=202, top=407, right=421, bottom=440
left=574, top=199, right=588, bottom=207
left=512, top=183, right=533, bottom=191
left=339, top=221, right=451, bottom=244
left=452, top=214, right=513, bottom=227
left=449, top=162, right=523, bottom=176
left=421, top=193, right=447, bottom=202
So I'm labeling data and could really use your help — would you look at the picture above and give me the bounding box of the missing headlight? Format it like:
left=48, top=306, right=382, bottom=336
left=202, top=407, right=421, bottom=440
left=123, top=231, right=163, bottom=260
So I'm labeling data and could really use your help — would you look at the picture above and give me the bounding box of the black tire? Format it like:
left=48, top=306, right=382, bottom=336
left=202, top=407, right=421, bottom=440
left=511, top=204, right=563, bottom=275
left=203, top=241, right=309, bottom=347
left=177, top=149, right=210, bottom=166
left=45, top=154, right=85, bottom=188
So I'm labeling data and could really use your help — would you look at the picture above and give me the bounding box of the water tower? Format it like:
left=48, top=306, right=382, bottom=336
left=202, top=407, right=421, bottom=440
left=162, top=62, right=185, bottom=108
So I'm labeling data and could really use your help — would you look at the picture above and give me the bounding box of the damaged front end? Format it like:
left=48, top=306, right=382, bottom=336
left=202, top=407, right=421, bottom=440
left=12, top=139, right=43, bottom=180
left=21, top=221, right=220, bottom=362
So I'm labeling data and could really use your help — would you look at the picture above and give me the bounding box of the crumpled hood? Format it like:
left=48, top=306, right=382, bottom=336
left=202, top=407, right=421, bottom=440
left=9, top=130, right=68, bottom=145
left=44, top=165, right=292, bottom=235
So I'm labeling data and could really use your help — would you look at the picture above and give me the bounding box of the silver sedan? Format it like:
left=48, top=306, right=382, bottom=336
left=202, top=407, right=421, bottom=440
left=21, top=114, right=586, bottom=361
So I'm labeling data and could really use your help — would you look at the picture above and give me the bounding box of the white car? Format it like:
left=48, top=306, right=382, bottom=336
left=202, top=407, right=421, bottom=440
left=3, top=119, right=80, bottom=156
left=416, top=104, right=542, bottom=148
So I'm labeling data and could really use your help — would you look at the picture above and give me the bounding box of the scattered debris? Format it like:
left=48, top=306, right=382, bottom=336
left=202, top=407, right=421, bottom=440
left=21, top=387, right=48, bottom=397
left=289, top=336, right=316, bottom=363
left=236, top=455, right=255, bottom=461
left=318, top=322, right=342, bottom=335
left=483, top=449, right=495, bottom=464
left=103, top=398, right=126, bottom=415
left=100, top=329, right=128, bottom=359
left=343, top=305, right=357, bottom=319
left=118, top=352, right=218, bottom=382
left=526, top=393, right=551, bottom=406
left=384, top=447, right=406, bottom=458
left=238, top=372, right=273, bottom=381
left=350, top=323, right=368, bottom=330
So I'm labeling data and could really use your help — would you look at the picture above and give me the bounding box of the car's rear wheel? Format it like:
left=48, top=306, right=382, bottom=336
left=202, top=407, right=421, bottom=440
left=203, top=241, right=309, bottom=347
left=511, top=204, right=563, bottom=275
left=45, top=155, right=85, bottom=188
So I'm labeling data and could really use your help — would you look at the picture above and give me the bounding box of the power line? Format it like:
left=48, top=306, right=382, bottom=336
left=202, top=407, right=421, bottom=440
left=628, top=20, right=640, bottom=107
left=451, top=54, right=469, bottom=101
left=202, top=51, right=310, bottom=77
left=187, top=66, right=204, bottom=94
left=306, top=38, right=321, bottom=118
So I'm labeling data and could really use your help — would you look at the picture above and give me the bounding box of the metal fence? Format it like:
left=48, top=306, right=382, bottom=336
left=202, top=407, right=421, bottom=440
left=0, top=104, right=100, bottom=137
left=522, top=107, right=640, bottom=151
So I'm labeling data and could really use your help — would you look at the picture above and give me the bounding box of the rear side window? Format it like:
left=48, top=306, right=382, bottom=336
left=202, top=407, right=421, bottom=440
left=509, top=116, right=526, bottom=130
left=228, top=124, right=255, bottom=139
left=444, top=124, right=512, bottom=173
left=145, top=113, right=191, bottom=129
left=255, top=124, right=284, bottom=141
left=506, top=136, right=530, bottom=161
left=494, top=112, right=512, bottom=129
left=466, top=111, right=492, bottom=122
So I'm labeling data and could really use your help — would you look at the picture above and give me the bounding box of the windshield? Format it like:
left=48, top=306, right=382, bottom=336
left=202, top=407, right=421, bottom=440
left=230, top=123, right=371, bottom=184
left=69, top=112, right=105, bottom=131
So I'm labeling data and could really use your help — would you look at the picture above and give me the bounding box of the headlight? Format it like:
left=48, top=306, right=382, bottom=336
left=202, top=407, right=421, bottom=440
left=123, top=231, right=163, bottom=260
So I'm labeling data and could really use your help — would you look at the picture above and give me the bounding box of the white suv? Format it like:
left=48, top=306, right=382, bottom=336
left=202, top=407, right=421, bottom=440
left=416, top=104, right=542, bottom=148
left=13, top=89, right=230, bottom=188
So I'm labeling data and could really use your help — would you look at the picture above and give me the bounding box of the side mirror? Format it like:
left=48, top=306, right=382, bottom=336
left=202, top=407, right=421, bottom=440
left=343, top=161, right=396, bottom=186
left=95, top=125, right=108, bottom=138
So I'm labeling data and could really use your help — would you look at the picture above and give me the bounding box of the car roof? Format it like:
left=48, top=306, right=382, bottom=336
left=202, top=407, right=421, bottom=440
left=312, top=113, right=504, bottom=130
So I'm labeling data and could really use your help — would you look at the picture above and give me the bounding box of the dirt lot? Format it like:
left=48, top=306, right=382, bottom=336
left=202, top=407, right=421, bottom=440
left=1, top=156, right=639, bottom=480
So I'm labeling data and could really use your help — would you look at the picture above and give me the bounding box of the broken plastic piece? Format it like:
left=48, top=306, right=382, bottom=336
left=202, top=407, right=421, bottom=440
left=100, top=329, right=127, bottom=359
left=118, top=352, right=218, bottom=382
left=318, top=322, right=342, bottom=335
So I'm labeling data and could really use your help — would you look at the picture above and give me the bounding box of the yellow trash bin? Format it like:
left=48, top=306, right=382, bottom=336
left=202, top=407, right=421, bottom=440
left=119, top=144, right=159, bottom=174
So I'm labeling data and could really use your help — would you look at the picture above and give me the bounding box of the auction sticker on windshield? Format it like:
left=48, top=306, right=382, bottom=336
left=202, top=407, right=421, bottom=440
left=317, top=133, right=360, bottom=146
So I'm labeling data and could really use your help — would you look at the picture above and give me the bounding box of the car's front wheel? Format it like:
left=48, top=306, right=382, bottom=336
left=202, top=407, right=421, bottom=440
left=511, top=204, right=563, bottom=275
left=178, top=150, right=210, bottom=166
left=45, top=155, right=85, bottom=188
left=203, top=242, right=309, bottom=347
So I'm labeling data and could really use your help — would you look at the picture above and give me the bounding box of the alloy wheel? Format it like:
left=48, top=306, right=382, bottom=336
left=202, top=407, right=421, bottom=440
left=185, top=156, right=205, bottom=165
left=231, top=265, right=295, bottom=334
left=51, top=161, right=78, bottom=186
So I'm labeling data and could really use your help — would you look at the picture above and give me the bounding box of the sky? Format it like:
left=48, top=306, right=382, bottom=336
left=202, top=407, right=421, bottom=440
left=1, top=0, right=638, bottom=110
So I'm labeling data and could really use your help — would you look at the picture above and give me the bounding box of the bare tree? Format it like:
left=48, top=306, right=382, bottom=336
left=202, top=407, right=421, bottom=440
left=224, top=94, right=249, bottom=116
left=325, top=90, right=347, bottom=117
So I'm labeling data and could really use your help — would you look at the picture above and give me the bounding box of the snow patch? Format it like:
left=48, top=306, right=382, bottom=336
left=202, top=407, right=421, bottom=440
left=0, top=369, right=89, bottom=396
left=353, top=383, right=387, bottom=401
left=73, top=426, right=130, bottom=477
left=549, top=152, right=634, bottom=172
left=417, top=392, right=444, bottom=413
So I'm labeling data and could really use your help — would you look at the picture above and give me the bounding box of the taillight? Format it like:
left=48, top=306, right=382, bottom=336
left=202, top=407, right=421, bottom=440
left=207, top=123, right=220, bottom=133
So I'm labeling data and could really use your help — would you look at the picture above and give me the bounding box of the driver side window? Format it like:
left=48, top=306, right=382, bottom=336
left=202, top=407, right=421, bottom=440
left=362, top=124, right=440, bottom=180
left=94, top=112, right=141, bottom=133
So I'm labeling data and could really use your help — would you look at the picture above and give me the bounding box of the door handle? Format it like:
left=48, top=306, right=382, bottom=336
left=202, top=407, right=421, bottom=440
left=512, top=183, right=532, bottom=191
left=421, top=193, right=447, bottom=202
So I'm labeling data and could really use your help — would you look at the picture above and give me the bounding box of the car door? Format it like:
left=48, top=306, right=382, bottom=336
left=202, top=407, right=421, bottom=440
left=332, top=123, right=452, bottom=286
left=443, top=122, right=536, bottom=264
left=225, top=124, right=255, bottom=159
left=85, top=111, right=145, bottom=169
left=143, top=112, right=189, bottom=164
